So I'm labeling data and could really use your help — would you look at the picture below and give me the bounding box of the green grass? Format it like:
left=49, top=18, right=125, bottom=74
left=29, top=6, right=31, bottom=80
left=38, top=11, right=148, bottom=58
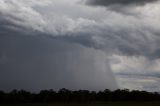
left=1, top=102, right=160, bottom=106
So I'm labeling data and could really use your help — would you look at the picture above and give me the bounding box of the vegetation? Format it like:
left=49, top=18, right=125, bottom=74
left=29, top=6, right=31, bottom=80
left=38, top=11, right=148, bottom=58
left=2, top=102, right=160, bottom=106
left=0, top=88, right=160, bottom=104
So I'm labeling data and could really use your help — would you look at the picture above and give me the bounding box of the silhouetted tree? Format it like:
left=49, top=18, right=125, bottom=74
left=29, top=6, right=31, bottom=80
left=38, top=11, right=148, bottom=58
left=0, top=88, right=160, bottom=104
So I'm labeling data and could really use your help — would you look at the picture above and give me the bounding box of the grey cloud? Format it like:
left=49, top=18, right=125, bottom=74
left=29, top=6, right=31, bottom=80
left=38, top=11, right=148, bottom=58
left=0, top=13, right=118, bottom=91
left=1, top=0, right=160, bottom=61
left=55, top=27, right=160, bottom=60
left=85, top=0, right=158, bottom=6
left=84, top=0, right=159, bottom=14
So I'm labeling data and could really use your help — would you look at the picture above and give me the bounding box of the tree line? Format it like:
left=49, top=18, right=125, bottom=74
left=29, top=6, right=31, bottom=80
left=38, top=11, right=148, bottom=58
left=0, top=88, right=160, bottom=104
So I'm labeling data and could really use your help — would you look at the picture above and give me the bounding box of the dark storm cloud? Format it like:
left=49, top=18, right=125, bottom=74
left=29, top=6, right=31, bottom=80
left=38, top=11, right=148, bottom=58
left=0, top=5, right=118, bottom=91
left=84, top=0, right=159, bottom=13
left=0, top=29, right=118, bottom=92
left=1, top=0, right=160, bottom=92
left=85, top=0, right=158, bottom=6
left=1, top=0, right=160, bottom=60
left=56, top=30, right=160, bottom=60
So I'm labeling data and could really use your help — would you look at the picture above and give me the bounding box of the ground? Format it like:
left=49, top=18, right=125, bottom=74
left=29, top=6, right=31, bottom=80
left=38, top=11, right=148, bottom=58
left=1, top=102, right=160, bottom=106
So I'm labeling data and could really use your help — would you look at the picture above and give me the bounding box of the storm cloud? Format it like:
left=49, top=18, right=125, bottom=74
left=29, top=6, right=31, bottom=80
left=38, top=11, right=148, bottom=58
left=84, top=0, right=159, bottom=13
left=1, top=0, right=160, bottom=92
left=85, top=0, right=158, bottom=6
left=0, top=34, right=118, bottom=91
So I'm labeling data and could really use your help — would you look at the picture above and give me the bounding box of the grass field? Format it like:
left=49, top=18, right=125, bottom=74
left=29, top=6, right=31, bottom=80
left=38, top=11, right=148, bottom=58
left=1, top=102, right=160, bottom=106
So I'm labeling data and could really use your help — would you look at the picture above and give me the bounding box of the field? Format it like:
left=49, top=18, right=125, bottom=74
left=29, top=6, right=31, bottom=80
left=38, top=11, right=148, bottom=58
left=1, top=102, right=160, bottom=106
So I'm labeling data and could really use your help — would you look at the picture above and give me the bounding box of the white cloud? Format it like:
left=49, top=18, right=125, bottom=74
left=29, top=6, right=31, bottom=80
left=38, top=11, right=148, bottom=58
left=110, top=54, right=160, bottom=91
left=117, top=75, right=160, bottom=92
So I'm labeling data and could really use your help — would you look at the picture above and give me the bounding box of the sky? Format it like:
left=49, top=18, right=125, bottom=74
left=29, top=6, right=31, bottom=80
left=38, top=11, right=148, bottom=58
left=0, top=0, right=160, bottom=92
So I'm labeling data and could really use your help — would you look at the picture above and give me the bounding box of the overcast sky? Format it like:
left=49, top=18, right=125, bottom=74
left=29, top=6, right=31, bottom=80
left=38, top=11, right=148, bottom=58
left=0, top=0, right=160, bottom=92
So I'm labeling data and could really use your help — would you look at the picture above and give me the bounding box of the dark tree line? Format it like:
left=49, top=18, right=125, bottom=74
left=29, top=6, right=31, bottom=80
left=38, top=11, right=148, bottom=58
left=0, top=88, right=160, bottom=104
